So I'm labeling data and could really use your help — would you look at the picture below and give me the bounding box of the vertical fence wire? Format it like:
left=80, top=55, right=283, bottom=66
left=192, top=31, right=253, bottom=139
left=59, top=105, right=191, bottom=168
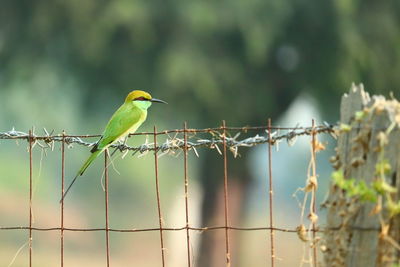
left=183, top=122, right=192, bottom=267
left=310, top=119, right=318, bottom=267
left=60, top=132, right=65, bottom=267
left=104, top=152, right=110, bottom=267
left=28, top=130, right=33, bottom=267
left=267, top=119, right=275, bottom=267
left=153, top=126, right=166, bottom=267
left=221, top=120, right=231, bottom=266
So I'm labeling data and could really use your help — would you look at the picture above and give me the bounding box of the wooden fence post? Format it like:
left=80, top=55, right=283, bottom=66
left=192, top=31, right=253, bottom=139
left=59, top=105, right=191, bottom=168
left=323, top=84, right=400, bottom=267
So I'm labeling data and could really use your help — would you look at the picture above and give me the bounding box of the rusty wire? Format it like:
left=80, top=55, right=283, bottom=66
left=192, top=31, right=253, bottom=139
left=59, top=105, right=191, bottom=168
left=153, top=126, right=166, bottom=267
left=182, top=122, right=192, bottom=267
left=60, top=132, right=65, bottom=267
left=28, top=130, right=33, bottom=267
left=104, top=152, right=111, bottom=267
left=267, top=119, right=275, bottom=267
left=311, top=119, right=318, bottom=267
left=0, top=225, right=381, bottom=232
left=222, top=120, right=231, bottom=266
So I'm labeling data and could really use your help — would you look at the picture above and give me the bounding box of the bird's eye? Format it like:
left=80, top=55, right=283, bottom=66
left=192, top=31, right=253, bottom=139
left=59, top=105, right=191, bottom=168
left=134, top=97, right=147, bottom=101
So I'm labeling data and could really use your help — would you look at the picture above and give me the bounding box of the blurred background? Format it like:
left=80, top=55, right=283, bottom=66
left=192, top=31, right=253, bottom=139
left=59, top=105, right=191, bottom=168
left=0, top=0, right=400, bottom=266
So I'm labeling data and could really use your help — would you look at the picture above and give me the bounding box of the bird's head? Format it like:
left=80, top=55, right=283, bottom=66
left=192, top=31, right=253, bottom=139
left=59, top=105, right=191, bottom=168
left=125, top=90, right=167, bottom=110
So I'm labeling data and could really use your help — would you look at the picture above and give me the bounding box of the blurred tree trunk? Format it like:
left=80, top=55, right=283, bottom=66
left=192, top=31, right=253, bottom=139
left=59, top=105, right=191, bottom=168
left=197, top=150, right=251, bottom=267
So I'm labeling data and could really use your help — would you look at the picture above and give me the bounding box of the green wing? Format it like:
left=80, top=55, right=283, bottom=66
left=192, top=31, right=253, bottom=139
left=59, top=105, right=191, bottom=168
left=95, top=104, right=146, bottom=151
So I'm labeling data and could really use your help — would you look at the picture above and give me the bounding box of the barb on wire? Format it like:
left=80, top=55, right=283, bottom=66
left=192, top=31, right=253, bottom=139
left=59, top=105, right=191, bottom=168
left=0, top=124, right=335, bottom=157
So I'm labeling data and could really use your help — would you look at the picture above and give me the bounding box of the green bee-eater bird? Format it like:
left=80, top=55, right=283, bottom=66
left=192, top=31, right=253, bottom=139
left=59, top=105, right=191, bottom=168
left=60, top=90, right=167, bottom=202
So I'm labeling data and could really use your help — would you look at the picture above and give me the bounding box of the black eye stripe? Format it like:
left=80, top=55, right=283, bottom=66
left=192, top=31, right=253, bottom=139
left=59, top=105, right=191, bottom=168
left=134, top=96, right=148, bottom=101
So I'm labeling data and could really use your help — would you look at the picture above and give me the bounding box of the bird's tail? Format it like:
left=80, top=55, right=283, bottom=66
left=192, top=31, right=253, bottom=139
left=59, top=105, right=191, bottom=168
left=60, top=149, right=102, bottom=203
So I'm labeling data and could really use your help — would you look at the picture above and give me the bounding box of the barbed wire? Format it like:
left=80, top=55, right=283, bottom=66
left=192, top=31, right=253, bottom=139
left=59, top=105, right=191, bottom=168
left=0, top=123, right=335, bottom=157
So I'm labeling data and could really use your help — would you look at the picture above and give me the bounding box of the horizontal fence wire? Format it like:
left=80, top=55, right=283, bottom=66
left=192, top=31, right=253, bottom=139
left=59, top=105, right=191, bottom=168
left=0, top=226, right=382, bottom=232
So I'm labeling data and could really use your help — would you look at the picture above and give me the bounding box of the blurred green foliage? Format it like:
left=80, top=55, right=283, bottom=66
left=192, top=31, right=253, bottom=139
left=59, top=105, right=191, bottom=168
left=1, top=0, right=399, bottom=130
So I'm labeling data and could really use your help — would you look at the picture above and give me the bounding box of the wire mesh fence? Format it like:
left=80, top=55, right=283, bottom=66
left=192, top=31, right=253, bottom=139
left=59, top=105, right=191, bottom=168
left=0, top=121, right=336, bottom=267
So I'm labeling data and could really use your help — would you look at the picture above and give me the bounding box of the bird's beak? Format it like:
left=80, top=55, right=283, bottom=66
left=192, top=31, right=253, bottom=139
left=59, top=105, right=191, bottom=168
left=151, top=98, right=168, bottom=104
